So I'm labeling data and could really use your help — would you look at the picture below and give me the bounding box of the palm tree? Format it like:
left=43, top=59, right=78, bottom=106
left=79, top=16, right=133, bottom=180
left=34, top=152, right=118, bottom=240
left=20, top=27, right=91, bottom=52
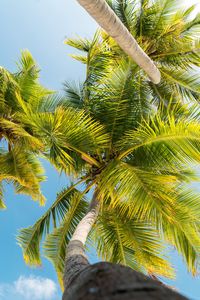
left=0, top=51, right=59, bottom=208
left=18, top=101, right=200, bottom=299
left=76, top=0, right=161, bottom=84
left=18, top=0, right=200, bottom=298
left=68, top=0, right=200, bottom=108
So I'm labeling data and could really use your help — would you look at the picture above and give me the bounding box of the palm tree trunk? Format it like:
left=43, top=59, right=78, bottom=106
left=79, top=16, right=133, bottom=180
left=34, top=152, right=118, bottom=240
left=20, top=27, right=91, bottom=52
left=76, top=0, right=161, bottom=84
left=63, top=262, right=188, bottom=300
left=63, top=191, right=100, bottom=289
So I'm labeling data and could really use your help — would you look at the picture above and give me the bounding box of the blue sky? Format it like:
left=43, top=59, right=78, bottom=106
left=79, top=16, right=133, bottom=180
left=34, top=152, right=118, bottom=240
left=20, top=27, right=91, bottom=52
left=0, top=0, right=200, bottom=299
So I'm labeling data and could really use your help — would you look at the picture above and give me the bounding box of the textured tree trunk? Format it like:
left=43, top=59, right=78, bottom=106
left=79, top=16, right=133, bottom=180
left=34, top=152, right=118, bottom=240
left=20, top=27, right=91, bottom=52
left=63, top=192, right=100, bottom=289
left=76, top=0, right=161, bottom=84
left=63, top=262, right=188, bottom=300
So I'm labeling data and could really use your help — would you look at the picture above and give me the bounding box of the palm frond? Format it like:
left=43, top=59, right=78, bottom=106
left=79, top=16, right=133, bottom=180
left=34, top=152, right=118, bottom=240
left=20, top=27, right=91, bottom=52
left=63, top=81, right=83, bottom=109
left=28, top=93, right=67, bottom=113
left=97, top=168, right=200, bottom=275
left=0, top=147, right=45, bottom=204
left=65, top=37, right=92, bottom=53
left=183, top=12, right=200, bottom=34
left=107, top=0, right=138, bottom=32
left=160, top=68, right=200, bottom=102
left=0, top=183, right=6, bottom=209
left=43, top=192, right=88, bottom=287
left=97, top=159, right=189, bottom=222
left=0, top=117, right=43, bottom=150
left=118, top=113, right=200, bottom=160
left=17, top=183, right=88, bottom=266
left=87, top=59, right=152, bottom=146
left=167, top=226, right=200, bottom=275
left=0, top=67, right=19, bottom=112
left=22, top=106, right=109, bottom=172
left=15, top=50, right=52, bottom=102
left=93, top=207, right=174, bottom=278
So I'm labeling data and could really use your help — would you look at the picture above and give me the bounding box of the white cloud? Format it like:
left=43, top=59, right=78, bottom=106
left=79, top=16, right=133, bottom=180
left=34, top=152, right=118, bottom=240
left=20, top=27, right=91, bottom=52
left=0, top=284, right=9, bottom=299
left=0, top=276, right=58, bottom=300
left=14, top=276, right=57, bottom=300
left=0, top=286, right=4, bottom=298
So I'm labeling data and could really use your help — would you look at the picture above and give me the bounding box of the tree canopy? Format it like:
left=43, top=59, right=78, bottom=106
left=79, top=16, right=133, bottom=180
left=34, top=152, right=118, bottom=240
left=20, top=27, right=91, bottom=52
left=0, top=51, right=55, bottom=207
left=18, top=0, right=200, bottom=288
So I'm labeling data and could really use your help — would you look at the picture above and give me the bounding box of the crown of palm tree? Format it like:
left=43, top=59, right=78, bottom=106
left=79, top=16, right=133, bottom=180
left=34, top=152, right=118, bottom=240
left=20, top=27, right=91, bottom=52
left=18, top=0, right=200, bottom=288
left=0, top=51, right=60, bottom=207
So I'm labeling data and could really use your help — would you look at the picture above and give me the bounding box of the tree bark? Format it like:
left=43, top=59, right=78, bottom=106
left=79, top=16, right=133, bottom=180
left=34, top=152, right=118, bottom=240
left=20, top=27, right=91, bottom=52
left=63, top=262, right=188, bottom=300
left=63, top=192, right=100, bottom=289
left=76, top=0, right=161, bottom=84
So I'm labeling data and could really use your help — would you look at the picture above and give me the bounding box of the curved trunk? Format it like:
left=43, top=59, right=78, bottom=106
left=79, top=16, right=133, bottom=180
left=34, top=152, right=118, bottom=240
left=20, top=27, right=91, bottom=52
left=76, top=0, right=161, bottom=84
left=63, top=262, right=188, bottom=300
left=63, top=192, right=100, bottom=289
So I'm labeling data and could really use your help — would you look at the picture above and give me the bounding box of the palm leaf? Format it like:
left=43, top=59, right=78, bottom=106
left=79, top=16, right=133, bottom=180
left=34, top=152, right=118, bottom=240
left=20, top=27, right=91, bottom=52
left=0, top=117, right=43, bottom=150
left=0, top=183, right=6, bottom=209
left=88, top=59, right=152, bottom=145
left=63, top=81, right=83, bottom=109
left=118, top=113, right=200, bottom=160
left=0, top=147, right=45, bottom=204
left=183, top=12, right=200, bottom=34
left=93, top=207, right=174, bottom=278
left=43, top=192, right=88, bottom=288
left=15, top=50, right=52, bottom=102
left=22, top=107, right=109, bottom=172
left=17, top=182, right=88, bottom=266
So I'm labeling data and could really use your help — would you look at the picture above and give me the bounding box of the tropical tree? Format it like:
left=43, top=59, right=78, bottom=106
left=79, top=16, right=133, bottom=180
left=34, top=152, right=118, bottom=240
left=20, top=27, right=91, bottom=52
left=69, top=0, right=200, bottom=108
left=0, top=51, right=59, bottom=208
left=18, top=0, right=200, bottom=298
left=76, top=0, right=161, bottom=84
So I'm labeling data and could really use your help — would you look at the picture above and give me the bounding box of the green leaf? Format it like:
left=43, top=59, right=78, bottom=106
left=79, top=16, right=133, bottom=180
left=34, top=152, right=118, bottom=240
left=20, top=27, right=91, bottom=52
left=118, top=113, right=200, bottom=160
left=0, top=183, right=6, bottom=209
left=23, top=107, right=109, bottom=172
left=43, top=192, right=88, bottom=285
left=93, top=207, right=174, bottom=278
left=0, top=147, right=45, bottom=204
left=17, top=183, right=88, bottom=266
